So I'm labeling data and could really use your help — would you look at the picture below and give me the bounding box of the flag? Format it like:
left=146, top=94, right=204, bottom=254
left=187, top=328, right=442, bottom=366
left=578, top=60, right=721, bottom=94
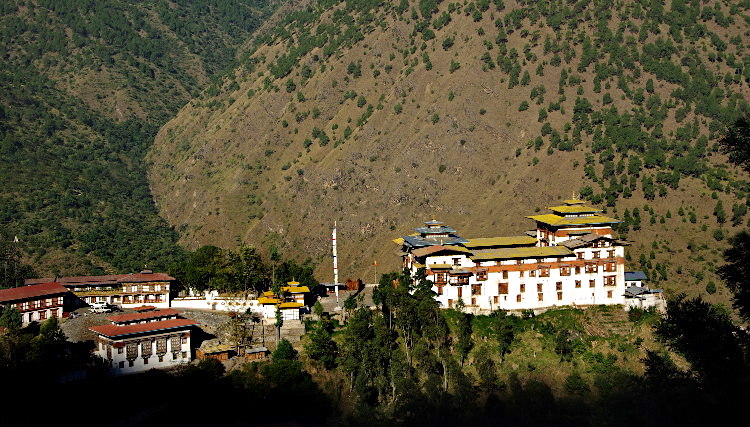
left=374, top=259, right=378, bottom=267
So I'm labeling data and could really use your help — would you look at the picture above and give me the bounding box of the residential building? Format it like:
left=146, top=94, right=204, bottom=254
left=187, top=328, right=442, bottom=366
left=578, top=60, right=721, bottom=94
left=89, top=307, right=198, bottom=374
left=0, top=282, right=70, bottom=326
left=396, top=199, right=628, bottom=312
left=25, top=270, right=174, bottom=309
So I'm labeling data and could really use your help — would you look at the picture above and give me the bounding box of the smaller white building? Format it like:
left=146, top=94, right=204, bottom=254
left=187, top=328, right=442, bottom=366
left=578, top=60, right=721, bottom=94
left=623, top=271, right=665, bottom=312
left=89, top=307, right=198, bottom=375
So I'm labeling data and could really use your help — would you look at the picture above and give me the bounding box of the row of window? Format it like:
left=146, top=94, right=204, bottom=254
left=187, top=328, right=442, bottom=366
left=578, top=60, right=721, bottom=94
left=446, top=290, right=615, bottom=307
left=24, top=308, right=59, bottom=323
left=117, top=351, right=188, bottom=368
left=472, top=262, right=617, bottom=281
left=114, top=336, right=188, bottom=356
left=17, top=297, right=64, bottom=311
left=437, top=277, right=617, bottom=296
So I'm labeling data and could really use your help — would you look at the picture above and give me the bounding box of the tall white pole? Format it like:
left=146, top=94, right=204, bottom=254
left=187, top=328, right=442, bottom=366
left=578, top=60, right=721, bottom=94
left=333, top=221, right=339, bottom=305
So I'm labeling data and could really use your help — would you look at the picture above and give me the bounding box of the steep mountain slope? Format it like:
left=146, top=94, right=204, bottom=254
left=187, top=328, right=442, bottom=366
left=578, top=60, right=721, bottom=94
left=150, top=0, right=750, bottom=302
left=0, top=0, right=283, bottom=275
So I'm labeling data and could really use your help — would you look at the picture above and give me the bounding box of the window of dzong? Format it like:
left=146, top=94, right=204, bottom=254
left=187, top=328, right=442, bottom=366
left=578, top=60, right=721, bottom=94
left=608, top=250, right=615, bottom=258
left=520, top=284, right=526, bottom=293
left=453, top=258, right=461, bottom=266
left=516, top=294, right=522, bottom=302
left=494, top=296, right=499, bottom=304
left=477, top=270, right=488, bottom=281
left=575, top=266, right=581, bottom=274
left=498, top=283, right=509, bottom=294
left=607, top=291, right=613, bottom=298
left=592, top=251, right=600, bottom=259
left=589, top=280, right=596, bottom=288
left=575, top=280, right=582, bottom=288
left=577, top=252, right=584, bottom=260
left=520, top=270, right=525, bottom=277
left=472, top=285, right=481, bottom=296
left=457, top=287, right=463, bottom=298
left=585, top=263, right=598, bottom=273
left=556, top=282, right=563, bottom=291
left=39, top=310, right=47, bottom=320
left=529, top=270, right=537, bottom=277
left=557, top=292, right=563, bottom=301
left=604, top=276, right=616, bottom=286
left=539, top=267, right=550, bottom=277
left=538, top=293, right=544, bottom=301
left=560, top=266, right=571, bottom=276
left=604, top=262, right=616, bottom=272
left=537, top=283, right=543, bottom=293
left=502, top=270, right=509, bottom=279
left=437, top=284, right=444, bottom=295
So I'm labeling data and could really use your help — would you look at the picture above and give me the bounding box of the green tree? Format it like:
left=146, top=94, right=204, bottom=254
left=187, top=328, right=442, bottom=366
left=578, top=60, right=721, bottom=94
left=0, top=305, right=22, bottom=333
left=717, top=231, right=750, bottom=321
left=455, top=312, right=473, bottom=366
left=273, top=338, right=298, bottom=361
left=305, top=323, right=338, bottom=370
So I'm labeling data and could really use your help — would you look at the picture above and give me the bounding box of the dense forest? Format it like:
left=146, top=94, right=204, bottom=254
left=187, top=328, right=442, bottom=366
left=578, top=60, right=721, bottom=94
left=0, top=0, right=283, bottom=277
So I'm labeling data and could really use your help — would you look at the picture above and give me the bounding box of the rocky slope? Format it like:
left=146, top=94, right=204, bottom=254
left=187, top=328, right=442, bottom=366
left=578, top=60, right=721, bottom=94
left=149, top=0, right=750, bottom=302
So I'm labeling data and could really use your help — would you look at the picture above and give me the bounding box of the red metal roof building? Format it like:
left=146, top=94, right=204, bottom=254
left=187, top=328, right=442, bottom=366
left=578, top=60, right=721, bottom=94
left=0, top=282, right=71, bottom=326
left=25, top=270, right=175, bottom=309
left=89, top=310, right=199, bottom=375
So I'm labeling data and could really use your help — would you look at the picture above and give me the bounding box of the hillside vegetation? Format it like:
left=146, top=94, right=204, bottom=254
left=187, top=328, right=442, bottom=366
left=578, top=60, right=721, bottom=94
left=0, top=0, right=282, bottom=276
left=151, top=0, right=750, bottom=302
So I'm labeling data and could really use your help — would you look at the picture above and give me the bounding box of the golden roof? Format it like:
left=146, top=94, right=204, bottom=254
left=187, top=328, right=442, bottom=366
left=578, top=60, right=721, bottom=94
left=287, top=280, right=300, bottom=286
left=470, top=246, right=573, bottom=261
left=562, top=198, right=586, bottom=205
left=546, top=205, right=601, bottom=214
left=463, top=236, right=537, bottom=248
left=278, top=302, right=303, bottom=309
left=527, top=214, right=619, bottom=226
left=428, top=263, right=452, bottom=269
left=257, top=297, right=281, bottom=304
left=282, top=286, right=310, bottom=293
left=392, top=237, right=405, bottom=245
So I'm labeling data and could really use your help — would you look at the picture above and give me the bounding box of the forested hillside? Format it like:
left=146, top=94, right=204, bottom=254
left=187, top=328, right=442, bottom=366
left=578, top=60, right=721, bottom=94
left=151, top=0, right=750, bottom=302
left=0, top=0, right=283, bottom=277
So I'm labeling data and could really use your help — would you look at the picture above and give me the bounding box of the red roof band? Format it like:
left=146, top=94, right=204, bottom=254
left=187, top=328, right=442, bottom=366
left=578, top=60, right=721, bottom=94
left=89, top=318, right=199, bottom=338
left=25, top=272, right=175, bottom=286
left=107, top=309, right=181, bottom=323
left=0, top=282, right=68, bottom=303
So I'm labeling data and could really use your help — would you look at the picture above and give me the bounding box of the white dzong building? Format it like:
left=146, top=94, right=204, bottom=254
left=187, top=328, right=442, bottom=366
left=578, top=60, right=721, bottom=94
left=396, top=199, right=627, bottom=312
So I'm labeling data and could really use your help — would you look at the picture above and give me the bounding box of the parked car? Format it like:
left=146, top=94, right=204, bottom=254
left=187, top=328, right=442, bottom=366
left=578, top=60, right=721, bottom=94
left=89, top=302, right=112, bottom=313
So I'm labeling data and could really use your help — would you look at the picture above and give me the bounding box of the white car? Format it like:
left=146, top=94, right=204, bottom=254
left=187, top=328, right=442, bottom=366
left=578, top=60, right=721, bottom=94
left=89, top=302, right=112, bottom=313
